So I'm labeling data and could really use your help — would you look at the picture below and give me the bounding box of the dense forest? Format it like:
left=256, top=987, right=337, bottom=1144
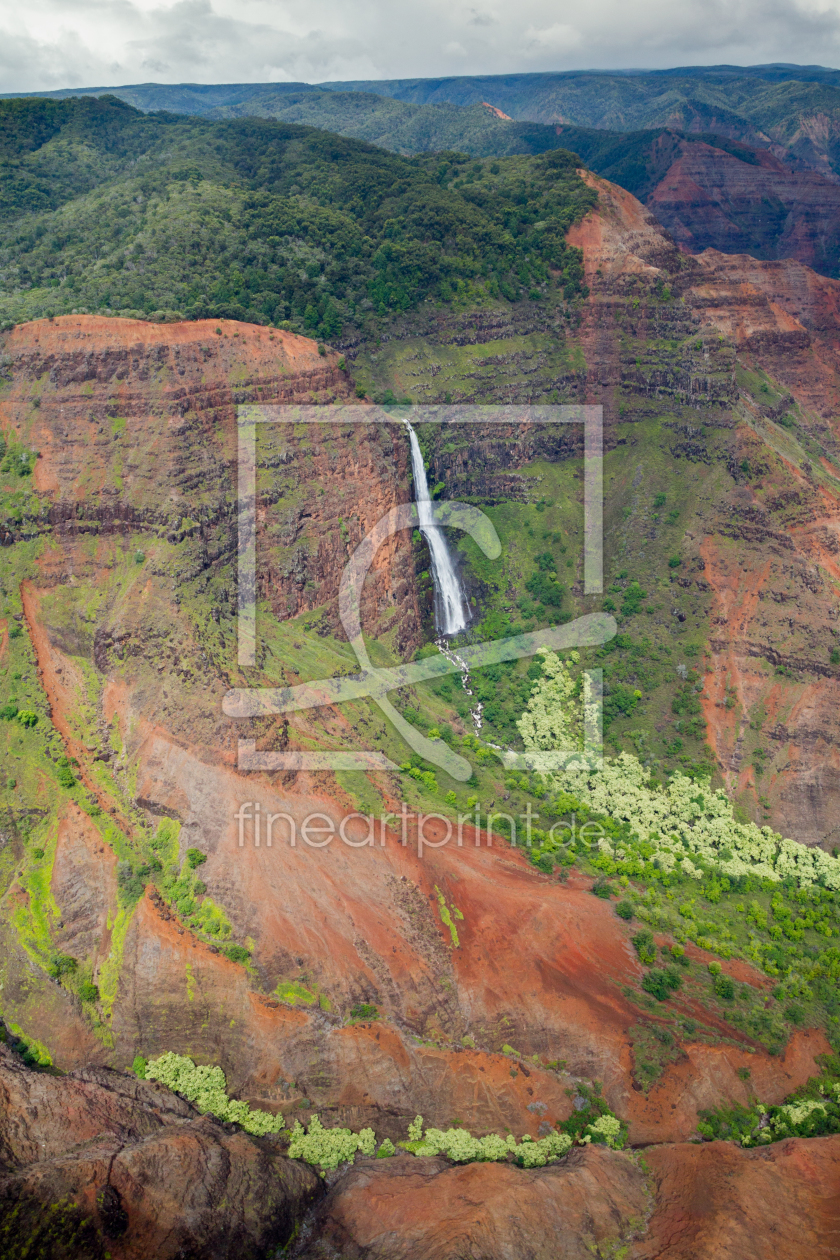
left=0, top=96, right=596, bottom=339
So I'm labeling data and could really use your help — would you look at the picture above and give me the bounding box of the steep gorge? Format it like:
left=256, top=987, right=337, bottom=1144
left=2, top=174, right=840, bottom=1256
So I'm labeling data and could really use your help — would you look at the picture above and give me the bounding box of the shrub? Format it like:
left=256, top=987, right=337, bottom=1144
left=219, top=942, right=251, bottom=964
left=642, top=967, right=682, bottom=1001
left=713, top=973, right=735, bottom=1000
left=288, top=1115, right=375, bottom=1169
left=376, top=1137, right=396, bottom=1157
left=615, top=900, right=634, bottom=920
left=349, top=1002, right=379, bottom=1021
left=668, top=556, right=682, bottom=569
left=31, top=847, right=45, bottom=860
left=78, top=982, right=99, bottom=1003
left=583, top=1113, right=624, bottom=1148
left=697, top=1101, right=760, bottom=1143
left=0, top=703, right=18, bottom=720
left=47, top=953, right=78, bottom=981
left=8, top=625, right=21, bottom=639
left=17, top=710, right=38, bottom=727
left=145, top=1051, right=284, bottom=1135
left=185, top=848, right=207, bottom=868
left=117, top=860, right=144, bottom=902
left=56, top=764, right=76, bottom=789
left=632, top=930, right=657, bottom=966
left=620, top=582, right=647, bottom=617
left=414, top=1123, right=571, bottom=1167
left=132, top=1055, right=148, bottom=1078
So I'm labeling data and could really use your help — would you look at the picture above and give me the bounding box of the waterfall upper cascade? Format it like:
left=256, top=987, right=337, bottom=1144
left=405, top=422, right=470, bottom=636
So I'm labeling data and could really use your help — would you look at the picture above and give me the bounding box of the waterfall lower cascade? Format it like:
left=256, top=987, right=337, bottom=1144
left=405, top=422, right=470, bottom=636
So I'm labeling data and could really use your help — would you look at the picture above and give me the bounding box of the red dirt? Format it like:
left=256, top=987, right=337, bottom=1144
left=570, top=172, right=840, bottom=842
left=634, top=1135, right=840, bottom=1259
left=50, top=800, right=118, bottom=967
left=301, top=1146, right=648, bottom=1260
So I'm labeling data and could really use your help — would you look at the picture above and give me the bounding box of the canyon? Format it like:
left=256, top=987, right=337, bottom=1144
left=1, top=164, right=840, bottom=1257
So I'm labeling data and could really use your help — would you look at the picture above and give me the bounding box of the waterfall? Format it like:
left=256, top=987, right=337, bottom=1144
left=405, top=422, right=470, bottom=636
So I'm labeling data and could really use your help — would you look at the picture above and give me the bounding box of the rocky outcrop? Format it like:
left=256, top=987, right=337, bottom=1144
left=647, top=139, right=840, bottom=275
left=0, top=1040, right=322, bottom=1259
left=635, top=1135, right=840, bottom=1259
left=299, top=1134, right=840, bottom=1258
left=1, top=316, right=420, bottom=644
left=3, top=1035, right=838, bottom=1260
left=567, top=173, right=840, bottom=843
left=297, top=1147, right=650, bottom=1259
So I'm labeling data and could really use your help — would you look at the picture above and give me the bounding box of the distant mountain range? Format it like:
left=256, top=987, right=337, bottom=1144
left=6, top=65, right=840, bottom=275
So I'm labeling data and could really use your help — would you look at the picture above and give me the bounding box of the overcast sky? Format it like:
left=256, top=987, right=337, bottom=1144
left=2, top=0, right=840, bottom=92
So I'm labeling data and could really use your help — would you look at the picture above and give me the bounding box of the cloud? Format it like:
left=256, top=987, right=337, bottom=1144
left=2, top=0, right=840, bottom=92
left=525, top=22, right=582, bottom=53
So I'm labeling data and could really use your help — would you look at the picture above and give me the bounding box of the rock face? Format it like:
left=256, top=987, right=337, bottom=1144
left=635, top=1135, right=840, bottom=1259
left=2, top=178, right=840, bottom=1259
left=0, top=1040, right=322, bottom=1260
left=647, top=139, right=840, bottom=276
left=297, top=1147, right=650, bottom=1260
left=0, top=248, right=836, bottom=1135
left=555, top=126, right=840, bottom=278
left=2, top=315, right=420, bottom=651
left=3, top=1039, right=839, bottom=1260
left=567, top=173, right=840, bottom=844
left=295, top=1137, right=840, bottom=1260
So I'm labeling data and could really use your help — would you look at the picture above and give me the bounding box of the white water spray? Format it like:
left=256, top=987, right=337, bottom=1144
left=405, top=422, right=470, bottom=637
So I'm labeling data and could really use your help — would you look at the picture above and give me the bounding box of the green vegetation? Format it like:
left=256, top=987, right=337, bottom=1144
left=210, top=89, right=576, bottom=160
left=0, top=1016, right=53, bottom=1069
left=434, top=884, right=464, bottom=947
left=289, top=1115, right=377, bottom=1170
left=697, top=1054, right=840, bottom=1146
left=408, top=1118, right=572, bottom=1167
left=0, top=96, right=594, bottom=334
left=641, top=966, right=683, bottom=1001
left=460, top=651, right=840, bottom=1065
left=348, top=1002, right=380, bottom=1022
left=275, top=979, right=318, bottom=1006
left=141, top=1048, right=623, bottom=1173
left=145, top=1051, right=285, bottom=1135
